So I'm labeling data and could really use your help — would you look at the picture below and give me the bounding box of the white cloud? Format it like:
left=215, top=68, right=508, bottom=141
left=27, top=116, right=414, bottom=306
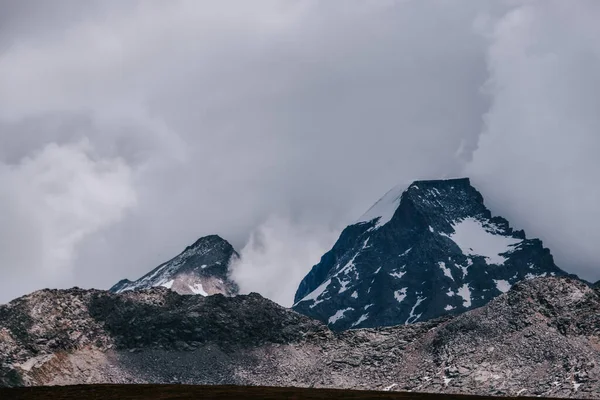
left=0, top=140, right=136, bottom=300
left=467, top=0, right=600, bottom=280
left=230, top=214, right=338, bottom=306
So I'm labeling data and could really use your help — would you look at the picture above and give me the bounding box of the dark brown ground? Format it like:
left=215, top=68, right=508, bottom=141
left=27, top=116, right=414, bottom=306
left=0, top=385, right=565, bottom=400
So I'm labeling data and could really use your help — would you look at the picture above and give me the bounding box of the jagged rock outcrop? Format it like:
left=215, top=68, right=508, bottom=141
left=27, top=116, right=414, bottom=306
left=1, top=277, right=600, bottom=398
left=293, top=178, right=576, bottom=330
left=110, top=235, right=239, bottom=296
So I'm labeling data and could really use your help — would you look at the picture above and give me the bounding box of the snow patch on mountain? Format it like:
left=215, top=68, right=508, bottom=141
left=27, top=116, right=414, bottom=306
left=351, top=313, right=370, bottom=328
left=328, top=308, right=353, bottom=325
left=442, top=217, right=522, bottom=265
left=439, top=262, right=454, bottom=280
left=390, top=270, right=405, bottom=279
left=394, top=288, right=407, bottom=303
left=355, top=183, right=408, bottom=228
left=399, top=248, right=412, bottom=257
left=299, top=279, right=331, bottom=308
left=494, top=279, right=511, bottom=293
left=161, top=280, right=174, bottom=289
left=405, top=296, right=425, bottom=324
left=457, top=284, right=472, bottom=307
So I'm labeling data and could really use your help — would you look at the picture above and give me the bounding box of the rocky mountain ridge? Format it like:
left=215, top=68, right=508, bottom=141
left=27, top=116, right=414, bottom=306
left=293, top=178, right=575, bottom=330
left=1, top=277, right=600, bottom=398
left=110, top=235, right=239, bottom=296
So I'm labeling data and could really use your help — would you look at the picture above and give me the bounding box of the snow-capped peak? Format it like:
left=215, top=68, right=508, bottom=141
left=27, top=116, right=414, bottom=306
left=294, top=178, right=574, bottom=331
left=355, top=183, right=409, bottom=228
left=110, top=235, right=239, bottom=297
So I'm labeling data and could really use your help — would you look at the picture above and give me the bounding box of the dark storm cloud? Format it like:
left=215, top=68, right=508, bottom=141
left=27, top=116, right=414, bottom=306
left=0, top=0, right=598, bottom=305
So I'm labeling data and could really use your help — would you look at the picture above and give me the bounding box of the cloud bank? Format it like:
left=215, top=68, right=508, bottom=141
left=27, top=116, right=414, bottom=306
left=0, top=140, right=136, bottom=300
left=0, top=0, right=598, bottom=304
left=467, top=0, right=600, bottom=280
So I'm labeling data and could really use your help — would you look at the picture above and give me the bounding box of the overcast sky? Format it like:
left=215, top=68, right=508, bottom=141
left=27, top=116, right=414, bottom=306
left=1, top=0, right=599, bottom=305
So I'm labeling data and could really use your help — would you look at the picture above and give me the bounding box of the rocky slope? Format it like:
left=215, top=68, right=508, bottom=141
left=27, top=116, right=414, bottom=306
left=1, top=277, right=600, bottom=398
left=293, top=178, right=576, bottom=330
left=110, top=235, right=239, bottom=296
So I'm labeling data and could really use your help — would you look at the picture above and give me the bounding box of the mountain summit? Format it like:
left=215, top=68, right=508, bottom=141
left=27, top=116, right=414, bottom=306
left=293, top=178, right=573, bottom=330
left=110, top=235, right=239, bottom=296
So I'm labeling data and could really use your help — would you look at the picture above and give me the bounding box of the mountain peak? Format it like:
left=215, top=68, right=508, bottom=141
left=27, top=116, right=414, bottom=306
left=186, top=234, right=230, bottom=250
left=356, top=178, right=482, bottom=230
left=404, top=177, right=484, bottom=212
left=110, top=235, right=239, bottom=296
left=293, top=178, right=574, bottom=330
left=412, top=177, right=471, bottom=186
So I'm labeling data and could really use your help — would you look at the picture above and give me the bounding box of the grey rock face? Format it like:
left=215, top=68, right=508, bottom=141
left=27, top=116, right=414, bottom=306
left=293, top=178, right=576, bottom=330
left=1, top=277, right=600, bottom=398
left=110, top=235, right=239, bottom=296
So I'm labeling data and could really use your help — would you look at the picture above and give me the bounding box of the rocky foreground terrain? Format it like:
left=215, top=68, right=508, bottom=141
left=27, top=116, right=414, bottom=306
left=1, top=277, right=600, bottom=398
